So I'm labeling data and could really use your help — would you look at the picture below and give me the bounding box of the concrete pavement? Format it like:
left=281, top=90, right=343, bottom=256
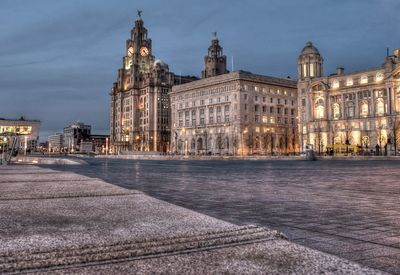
left=0, top=165, right=384, bottom=274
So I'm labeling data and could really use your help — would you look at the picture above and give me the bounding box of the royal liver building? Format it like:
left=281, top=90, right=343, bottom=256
left=110, top=12, right=174, bottom=153
left=297, top=42, right=400, bottom=155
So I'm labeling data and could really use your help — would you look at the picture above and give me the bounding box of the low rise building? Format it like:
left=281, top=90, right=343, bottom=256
left=48, top=133, right=64, bottom=151
left=63, top=122, right=91, bottom=152
left=0, top=117, right=41, bottom=151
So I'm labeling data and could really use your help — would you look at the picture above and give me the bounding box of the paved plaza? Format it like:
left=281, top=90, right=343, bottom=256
left=50, top=159, right=400, bottom=274
left=0, top=165, right=381, bottom=274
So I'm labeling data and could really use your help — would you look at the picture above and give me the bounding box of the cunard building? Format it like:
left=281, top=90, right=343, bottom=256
left=170, top=34, right=298, bottom=156
left=297, top=42, right=400, bottom=155
left=110, top=12, right=174, bottom=153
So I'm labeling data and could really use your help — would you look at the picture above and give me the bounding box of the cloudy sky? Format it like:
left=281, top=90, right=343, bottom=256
left=0, top=0, right=399, bottom=139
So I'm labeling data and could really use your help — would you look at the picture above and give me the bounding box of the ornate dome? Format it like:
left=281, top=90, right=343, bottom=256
left=153, top=59, right=166, bottom=67
left=300, top=41, right=320, bottom=55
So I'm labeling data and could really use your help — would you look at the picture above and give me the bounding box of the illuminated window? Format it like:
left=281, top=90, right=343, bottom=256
left=360, top=75, right=368, bottom=84
left=332, top=80, right=339, bottom=89
left=303, top=64, right=307, bottom=77
left=310, top=63, right=314, bottom=77
left=332, top=103, right=340, bottom=120
left=262, top=116, right=268, bottom=123
left=360, top=101, right=369, bottom=117
left=376, top=72, right=384, bottom=82
left=315, top=98, right=325, bottom=119
left=346, top=78, right=353, bottom=86
left=376, top=98, right=385, bottom=115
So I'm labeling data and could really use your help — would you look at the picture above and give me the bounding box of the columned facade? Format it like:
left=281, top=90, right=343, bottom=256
left=298, top=42, right=400, bottom=155
left=171, top=71, right=298, bottom=156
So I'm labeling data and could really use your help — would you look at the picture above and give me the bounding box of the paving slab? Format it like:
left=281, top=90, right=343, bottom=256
left=0, top=165, right=385, bottom=274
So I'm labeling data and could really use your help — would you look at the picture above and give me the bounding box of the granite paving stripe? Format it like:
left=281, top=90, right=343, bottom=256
left=0, top=227, right=281, bottom=273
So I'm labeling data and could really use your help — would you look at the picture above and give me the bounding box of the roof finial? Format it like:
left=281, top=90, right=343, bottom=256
left=212, top=32, right=217, bottom=40
left=137, top=10, right=142, bottom=18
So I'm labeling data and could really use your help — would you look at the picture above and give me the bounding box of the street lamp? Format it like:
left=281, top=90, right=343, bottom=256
left=24, top=136, right=27, bottom=156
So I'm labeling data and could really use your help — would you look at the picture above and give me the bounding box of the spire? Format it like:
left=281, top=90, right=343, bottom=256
left=212, top=32, right=218, bottom=41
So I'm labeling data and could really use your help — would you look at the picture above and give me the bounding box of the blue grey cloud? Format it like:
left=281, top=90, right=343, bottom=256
left=0, top=0, right=399, bottom=140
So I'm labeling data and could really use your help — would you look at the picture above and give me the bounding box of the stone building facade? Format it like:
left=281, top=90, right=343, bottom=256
left=298, top=42, right=400, bottom=155
left=171, top=70, right=298, bottom=156
left=110, top=12, right=175, bottom=153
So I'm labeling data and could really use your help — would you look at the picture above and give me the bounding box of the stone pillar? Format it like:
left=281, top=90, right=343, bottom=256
left=341, top=94, right=346, bottom=119
left=355, top=92, right=360, bottom=118
left=370, top=89, right=375, bottom=116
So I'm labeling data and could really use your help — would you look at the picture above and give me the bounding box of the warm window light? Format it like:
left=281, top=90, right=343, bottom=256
left=376, top=72, right=384, bottom=82
left=316, top=105, right=325, bottom=119
left=361, top=103, right=369, bottom=117
left=376, top=99, right=385, bottom=115
left=262, top=116, right=268, bottom=123
left=360, top=75, right=368, bottom=84
left=332, top=80, right=339, bottom=89
left=346, top=78, right=353, bottom=86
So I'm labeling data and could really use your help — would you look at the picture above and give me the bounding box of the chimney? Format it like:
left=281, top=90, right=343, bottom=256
left=336, top=67, right=344, bottom=75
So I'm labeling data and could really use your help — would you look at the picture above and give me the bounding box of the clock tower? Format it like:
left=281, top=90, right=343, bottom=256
left=110, top=11, right=174, bottom=153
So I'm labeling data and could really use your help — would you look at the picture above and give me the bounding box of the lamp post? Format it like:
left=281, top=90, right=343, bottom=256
left=105, top=137, right=109, bottom=155
left=24, top=136, right=27, bottom=156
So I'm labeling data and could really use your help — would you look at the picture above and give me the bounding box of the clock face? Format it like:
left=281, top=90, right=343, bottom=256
left=127, top=47, right=134, bottom=57
left=140, top=47, right=149, bottom=57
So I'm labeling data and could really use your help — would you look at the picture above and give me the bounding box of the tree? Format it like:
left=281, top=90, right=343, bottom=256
left=343, top=119, right=353, bottom=155
left=315, top=121, right=323, bottom=155
left=389, top=116, right=400, bottom=156
left=246, top=129, right=254, bottom=155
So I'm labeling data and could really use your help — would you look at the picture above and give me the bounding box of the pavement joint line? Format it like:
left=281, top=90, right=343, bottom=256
left=281, top=223, right=400, bottom=251
left=0, top=179, right=99, bottom=184
left=0, top=192, right=142, bottom=202
left=0, top=225, right=267, bottom=258
left=0, top=227, right=278, bottom=263
left=0, top=236, right=279, bottom=274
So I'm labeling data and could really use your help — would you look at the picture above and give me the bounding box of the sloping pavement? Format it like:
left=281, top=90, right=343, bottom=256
left=0, top=165, right=384, bottom=274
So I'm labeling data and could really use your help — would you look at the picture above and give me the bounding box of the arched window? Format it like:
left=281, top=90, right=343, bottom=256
left=360, top=101, right=369, bottom=117
left=197, top=138, right=203, bottom=150
left=315, top=98, right=325, bottom=119
left=332, top=103, right=340, bottom=120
